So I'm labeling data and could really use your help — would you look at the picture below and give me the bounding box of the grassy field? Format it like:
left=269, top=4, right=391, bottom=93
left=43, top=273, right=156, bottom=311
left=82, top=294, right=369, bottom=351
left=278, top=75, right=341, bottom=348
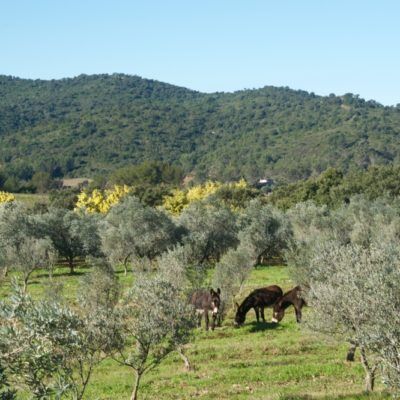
left=1, top=265, right=389, bottom=400
left=13, top=193, right=49, bottom=205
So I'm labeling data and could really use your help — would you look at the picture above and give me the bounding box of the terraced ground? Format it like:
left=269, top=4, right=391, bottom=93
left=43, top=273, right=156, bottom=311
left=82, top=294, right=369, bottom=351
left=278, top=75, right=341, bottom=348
left=0, top=265, right=389, bottom=400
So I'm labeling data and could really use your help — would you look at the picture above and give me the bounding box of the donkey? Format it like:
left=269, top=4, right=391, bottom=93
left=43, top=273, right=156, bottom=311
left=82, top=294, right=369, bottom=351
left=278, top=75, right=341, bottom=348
left=234, top=285, right=283, bottom=326
left=271, top=286, right=306, bottom=323
left=190, top=288, right=221, bottom=331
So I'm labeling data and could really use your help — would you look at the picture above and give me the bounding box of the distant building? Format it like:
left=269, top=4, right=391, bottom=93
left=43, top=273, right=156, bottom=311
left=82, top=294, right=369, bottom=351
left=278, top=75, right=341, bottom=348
left=254, top=178, right=275, bottom=191
left=61, top=178, right=92, bottom=190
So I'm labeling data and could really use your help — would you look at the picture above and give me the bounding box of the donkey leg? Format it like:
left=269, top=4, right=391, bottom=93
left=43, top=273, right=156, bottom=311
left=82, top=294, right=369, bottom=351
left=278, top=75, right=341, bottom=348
left=254, top=307, right=260, bottom=322
left=346, top=344, right=357, bottom=362
left=205, top=311, right=209, bottom=331
left=211, top=314, right=216, bottom=331
left=295, top=307, right=302, bottom=323
left=197, top=311, right=203, bottom=328
left=260, top=307, right=265, bottom=323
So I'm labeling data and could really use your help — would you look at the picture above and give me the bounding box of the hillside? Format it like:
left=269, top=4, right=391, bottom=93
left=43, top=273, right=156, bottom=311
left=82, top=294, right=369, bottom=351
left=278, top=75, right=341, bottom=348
left=1, top=73, right=400, bottom=182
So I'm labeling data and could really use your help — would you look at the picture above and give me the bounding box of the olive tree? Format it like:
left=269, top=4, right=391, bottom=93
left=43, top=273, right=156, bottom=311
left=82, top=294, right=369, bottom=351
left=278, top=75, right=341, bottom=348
left=287, top=197, right=400, bottom=284
left=213, top=244, right=256, bottom=316
left=0, top=202, right=34, bottom=278
left=301, top=241, right=400, bottom=393
left=0, top=202, right=32, bottom=245
left=156, top=246, right=199, bottom=369
left=0, top=285, right=85, bottom=398
left=0, top=271, right=120, bottom=400
left=238, top=200, right=292, bottom=265
left=0, top=202, right=59, bottom=290
left=37, top=208, right=102, bottom=274
left=157, top=244, right=193, bottom=290
left=6, top=237, right=57, bottom=292
left=178, top=201, right=238, bottom=265
left=288, top=198, right=400, bottom=393
left=102, top=196, right=180, bottom=274
left=112, top=272, right=195, bottom=400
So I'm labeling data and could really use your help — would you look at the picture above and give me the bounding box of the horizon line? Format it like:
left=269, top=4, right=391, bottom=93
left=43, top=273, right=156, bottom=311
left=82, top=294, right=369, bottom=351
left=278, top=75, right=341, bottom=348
left=1, top=72, right=397, bottom=107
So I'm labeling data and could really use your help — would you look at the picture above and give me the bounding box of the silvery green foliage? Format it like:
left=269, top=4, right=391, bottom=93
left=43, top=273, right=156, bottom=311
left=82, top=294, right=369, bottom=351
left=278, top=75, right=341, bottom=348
left=0, top=202, right=34, bottom=248
left=102, top=196, right=180, bottom=272
left=286, top=197, right=400, bottom=285
left=5, top=237, right=57, bottom=292
left=36, top=208, right=102, bottom=274
left=288, top=197, right=400, bottom=252
left=213, top=245, right=256, bottom=313
left=353, top=243, right=400, bottom=392
left=178, top=202, right=238, bottom=265
left=0, top=249, right=6, bottom=283
left=114, top=272, right=196, bottom=400
left=157, top=245, right=193, bottom=290
left=0, top=363, right=15, bottom=400
left=345, top=197, right=400, bottom=247
left=0, top=284, right=84, bottom=399
left=0, top=281, right=118, bottom=400
left=288, top=198, right=400, bottom=393
left=238, top=199, right=293, bottom=264
left=78, top=259, right=120, bottom=316
left=0, top=202, right=58, bottom=289
left=303, top=241, right=400, bottom=392
left=157, top=241, right=218, bottom=291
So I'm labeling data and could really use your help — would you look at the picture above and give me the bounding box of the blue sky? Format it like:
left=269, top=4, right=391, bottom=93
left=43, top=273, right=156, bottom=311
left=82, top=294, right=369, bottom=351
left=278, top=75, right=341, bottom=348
left=1, top=0, right=399, bottom=105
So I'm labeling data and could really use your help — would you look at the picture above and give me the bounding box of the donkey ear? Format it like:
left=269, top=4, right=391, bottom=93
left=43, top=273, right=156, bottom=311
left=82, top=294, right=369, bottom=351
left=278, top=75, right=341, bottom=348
left=210, top=288, right=215, bottom=295
left=216, top=288, right=221, bottom=295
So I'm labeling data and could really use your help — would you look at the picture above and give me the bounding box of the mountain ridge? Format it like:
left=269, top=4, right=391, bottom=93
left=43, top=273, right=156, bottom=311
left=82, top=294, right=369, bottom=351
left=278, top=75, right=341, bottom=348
left=1, top=73, right=399, bottom=183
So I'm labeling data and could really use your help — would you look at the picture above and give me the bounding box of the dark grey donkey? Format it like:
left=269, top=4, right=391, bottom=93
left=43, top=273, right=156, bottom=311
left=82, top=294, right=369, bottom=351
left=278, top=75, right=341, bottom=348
left=190, top=288, right=221, bottom=331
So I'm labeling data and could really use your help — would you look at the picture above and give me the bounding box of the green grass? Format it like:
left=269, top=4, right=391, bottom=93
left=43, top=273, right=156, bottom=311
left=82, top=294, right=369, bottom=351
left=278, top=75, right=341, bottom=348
left=13, top=193, right=49, bottom=205
left=2, top=265, right=390, bottom=399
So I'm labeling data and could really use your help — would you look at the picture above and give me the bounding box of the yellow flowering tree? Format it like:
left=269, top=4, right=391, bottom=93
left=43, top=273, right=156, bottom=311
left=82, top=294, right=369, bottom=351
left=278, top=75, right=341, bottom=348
left=162, top=181, right=221, bottom=215
left=0, top=191, right=15, bottom=203
left=162, top=180, right=252, bottom=215
left=75, top=185, right=131, bottom=213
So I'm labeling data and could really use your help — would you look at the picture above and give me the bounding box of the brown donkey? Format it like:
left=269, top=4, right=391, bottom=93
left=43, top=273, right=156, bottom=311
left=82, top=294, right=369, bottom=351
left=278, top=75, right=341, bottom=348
left=272, top=285, right=306, bottom=323
left=190, top=288, right=221, bottom=331
left=234, top=285, right=283, bottom=326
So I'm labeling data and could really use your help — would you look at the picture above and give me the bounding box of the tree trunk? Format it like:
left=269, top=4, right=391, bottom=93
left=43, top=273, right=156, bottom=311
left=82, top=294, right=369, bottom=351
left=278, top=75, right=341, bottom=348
left=130, top=371, right=141, bottom=400
left=123, top=254, right=132, bottom=276
left=123, top=259, right=128, bottom=276
left=22, top=269, right=34, bottom=293
left=68, top=257, right=75, bottom=275
left=23, top=276, right=28, bottom=294
left=178, top=346, right=192, bottom=371
left=360, top=346, right=376, bottom=392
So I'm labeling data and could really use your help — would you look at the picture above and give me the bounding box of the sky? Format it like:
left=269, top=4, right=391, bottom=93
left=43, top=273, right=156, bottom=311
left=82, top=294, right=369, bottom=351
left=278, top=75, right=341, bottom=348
left=1, top=0, right=399, bottom=105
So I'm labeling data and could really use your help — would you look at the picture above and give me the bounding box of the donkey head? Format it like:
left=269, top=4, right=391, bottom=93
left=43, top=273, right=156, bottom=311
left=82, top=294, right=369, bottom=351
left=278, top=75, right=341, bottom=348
left=234, top=302, right=245, bottom=326
left=210, top=288, right=221, bottom=316
left=271, top=301, right=285, bottom=323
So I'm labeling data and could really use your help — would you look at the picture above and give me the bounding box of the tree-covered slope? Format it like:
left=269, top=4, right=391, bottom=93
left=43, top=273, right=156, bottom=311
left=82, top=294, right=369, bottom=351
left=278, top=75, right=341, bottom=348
left=1, top=73, right=399, bottom=182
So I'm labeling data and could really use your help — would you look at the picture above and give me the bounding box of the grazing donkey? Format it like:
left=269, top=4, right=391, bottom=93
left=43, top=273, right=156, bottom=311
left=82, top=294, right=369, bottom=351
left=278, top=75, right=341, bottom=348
left=272, top=285, right=306, bottom=323
left=190, top=288, right=221, bottom=331
left=234, top=285, right=283, bottom=326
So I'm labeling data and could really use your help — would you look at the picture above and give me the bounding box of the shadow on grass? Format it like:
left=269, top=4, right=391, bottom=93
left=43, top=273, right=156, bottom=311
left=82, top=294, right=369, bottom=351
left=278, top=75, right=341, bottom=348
left=36, top=270, right=86, bottom=279
left=248, top=321, right=281, bottom=333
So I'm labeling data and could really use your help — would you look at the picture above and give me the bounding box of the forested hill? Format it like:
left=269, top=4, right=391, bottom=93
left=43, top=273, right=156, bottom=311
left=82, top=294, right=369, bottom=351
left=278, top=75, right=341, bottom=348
left=1, top=73, right=400, bottom=182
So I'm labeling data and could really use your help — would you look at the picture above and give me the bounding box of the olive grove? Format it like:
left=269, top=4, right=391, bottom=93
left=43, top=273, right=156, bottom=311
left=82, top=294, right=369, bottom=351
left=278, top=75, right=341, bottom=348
left=287, top=197, right=400, bottom=393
